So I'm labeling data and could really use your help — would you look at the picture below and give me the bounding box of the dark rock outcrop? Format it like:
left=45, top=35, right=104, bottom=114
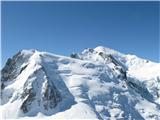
left=1, top=50, right=34, bottom=86
left=20, top=65, right=62, bottom=114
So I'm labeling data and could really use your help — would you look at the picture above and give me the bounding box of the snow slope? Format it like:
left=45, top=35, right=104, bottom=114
left=1, top=46, right=160, bottom=120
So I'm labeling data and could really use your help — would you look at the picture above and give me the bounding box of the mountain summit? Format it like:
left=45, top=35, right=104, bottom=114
left=1, top=46, right=160, bottom=119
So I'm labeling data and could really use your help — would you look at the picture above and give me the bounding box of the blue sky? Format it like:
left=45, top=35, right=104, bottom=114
left=1, top=1, right=159, bottom=66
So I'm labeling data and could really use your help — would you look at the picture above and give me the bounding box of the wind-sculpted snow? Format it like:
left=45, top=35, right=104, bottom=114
left=0, top=46, right=160, bottom=119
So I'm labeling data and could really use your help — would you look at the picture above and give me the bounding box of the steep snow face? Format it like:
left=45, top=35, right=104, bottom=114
left=1, top=47, right=160, bottom=120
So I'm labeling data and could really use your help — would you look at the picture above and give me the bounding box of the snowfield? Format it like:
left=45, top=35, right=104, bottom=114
left=1, top=46, right=160, bottom=120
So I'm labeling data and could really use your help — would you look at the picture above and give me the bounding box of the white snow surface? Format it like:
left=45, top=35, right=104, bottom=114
left=0, top=46, right=160, bottom=120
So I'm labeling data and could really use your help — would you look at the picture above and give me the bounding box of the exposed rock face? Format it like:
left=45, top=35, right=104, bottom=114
left=70, top=53, right=80, bottom=59
left=20, top=87, right=36, bottom=113
left=42, top=79, right=62, bottom=110
left=19, top=65, right=62, bottom=114
left=1, top=51, right=62, bottom=115
left=1, top=50, right=35, bottom=105
left=1, top=50, right=34, bottom=87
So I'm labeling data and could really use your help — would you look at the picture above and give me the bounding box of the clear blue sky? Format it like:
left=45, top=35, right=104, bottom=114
left=1, top=1, right=159, bottom=66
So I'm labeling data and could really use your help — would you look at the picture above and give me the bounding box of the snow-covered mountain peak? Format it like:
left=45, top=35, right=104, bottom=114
left=20, top=49, right=36, bottom=54
left=94, top=46, right=122, bottom=55
left=80, top=46, right=122, bottom=57
left=1, top=47, right=160, bottom=119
